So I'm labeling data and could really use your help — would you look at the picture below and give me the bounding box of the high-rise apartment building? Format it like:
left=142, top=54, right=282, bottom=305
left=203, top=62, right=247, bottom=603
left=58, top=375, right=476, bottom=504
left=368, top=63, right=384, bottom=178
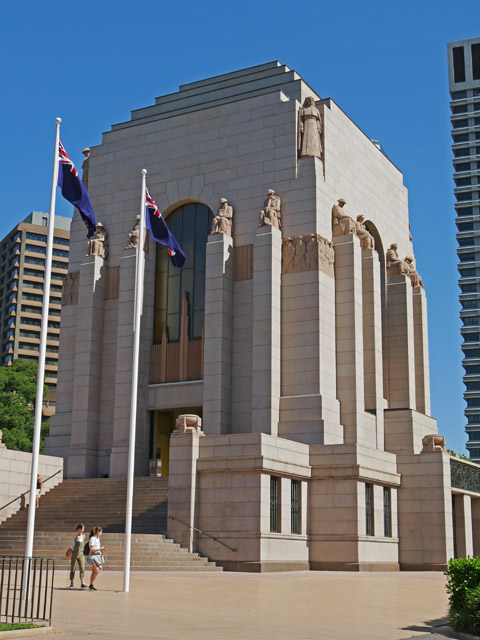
left=448, top=37, right=480, bottom=462
left=0, top=212, right=71, bottom=415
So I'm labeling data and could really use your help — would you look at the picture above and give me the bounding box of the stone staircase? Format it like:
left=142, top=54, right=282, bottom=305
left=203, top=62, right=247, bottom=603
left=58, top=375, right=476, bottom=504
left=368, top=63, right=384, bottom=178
left=0, top=478, right=220, bottom=572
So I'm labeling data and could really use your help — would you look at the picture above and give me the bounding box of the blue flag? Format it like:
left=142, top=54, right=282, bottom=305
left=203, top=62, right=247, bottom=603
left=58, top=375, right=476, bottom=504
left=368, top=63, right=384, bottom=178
left=145, top=189, right=185, bottom=268
left=58, top=140, right=97, bottom=239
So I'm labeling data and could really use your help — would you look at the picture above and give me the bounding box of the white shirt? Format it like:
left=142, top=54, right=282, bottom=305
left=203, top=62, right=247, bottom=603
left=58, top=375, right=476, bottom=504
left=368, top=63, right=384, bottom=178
left=89, top=536, right=101, bottom=551
left=71, top=533, right=84, bottom=551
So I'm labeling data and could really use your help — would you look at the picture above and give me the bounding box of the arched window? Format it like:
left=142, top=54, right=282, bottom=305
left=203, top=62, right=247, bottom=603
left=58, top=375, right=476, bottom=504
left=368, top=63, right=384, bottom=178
left=154, top=202, right=213, bottom=342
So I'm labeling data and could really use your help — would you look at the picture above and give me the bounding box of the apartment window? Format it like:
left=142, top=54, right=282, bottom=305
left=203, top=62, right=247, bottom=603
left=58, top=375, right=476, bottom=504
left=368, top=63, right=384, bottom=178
left=466, top=381, right=480, bottom=390
left=462, top=300, right=479, bottom=309
left=453, top=46, right=466, bottom=83
left=463, top=316, right=480, bottom=325
left=457, top=222, right=474, bottom=231
left=459, top=252, right=476, bottom=261
left=456, top=177, right=472, bottom=186
left=457, top=207, right=474, bottom=217
left=472, top=43, right=480, bottom=81
left=464, top=365, right=480, bottom=374
left=365, top=483, right=374, bottom=536
left=466, top=398, right=480, bottom=407
left=458, top=237, right=474, bottom=247
left=454, top=148, right=471, bottom=158
left=455, top=162, right=471, bottom=171
left=454, top=134, right=470, bottom=143
left=461, top=284, right=478, bottom=292
left=24, top=281, right=43, bottom=291
left=291, top=479, right=300, bottom=535
left=25, top=244, right=46, bottom=254
left=52, top=260, right=67, bottom=269
left=19, top=330, right=39, bottom=339
left=18, top=342, right=36, bottom=352
left=452, top=90, right=468, bottom=99
left=476, top=118, right=480, bottom=125
left=463, top=332, right=480, bottom=341
left=457, top=192, right=474, bottom=202
left=463, top=348, right=480, bottom=358
left=52, top=248, right=69, bottom=258
left=26, top=232, right=46, bottom=242
left=53, top=237, right=69, bottom=246
left=467, top=414, right=480, bottom=423
left=23, top=268, right=43, bottom=278
left=453, top=119, right=469, bottom=129
left=468, top=448, right=480, bottom=458
left=452, top=104, right=469, bottom=114
left=18, top=355, right=37, bottom=362
left=21, top=318, right=41, bottom=327
left=25, top=256, right=45, bottom=266
left=48, top=321, right=61, bottom=329
left=467, top=430, right=480, bottom=440
left=383, top=488, right=392, bottom=538
left=270, top=476, right=280, bottom=533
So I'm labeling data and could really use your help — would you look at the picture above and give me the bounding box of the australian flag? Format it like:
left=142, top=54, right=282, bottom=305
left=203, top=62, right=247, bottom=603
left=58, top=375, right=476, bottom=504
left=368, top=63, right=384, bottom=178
left=145, top=189, right=185, bottom=268
left=58, top=140, right=96, bottom=239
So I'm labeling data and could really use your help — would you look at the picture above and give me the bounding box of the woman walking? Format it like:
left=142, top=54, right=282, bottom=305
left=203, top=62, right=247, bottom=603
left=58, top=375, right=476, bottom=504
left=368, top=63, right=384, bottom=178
left=69, top=523, right=88, bottom=590
left=87, top=527, right=107, bottom=591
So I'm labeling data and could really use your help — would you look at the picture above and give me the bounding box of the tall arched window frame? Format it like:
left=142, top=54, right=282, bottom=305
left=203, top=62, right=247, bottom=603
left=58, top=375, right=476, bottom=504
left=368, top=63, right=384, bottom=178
left=154, top=202, right=213, bottom=342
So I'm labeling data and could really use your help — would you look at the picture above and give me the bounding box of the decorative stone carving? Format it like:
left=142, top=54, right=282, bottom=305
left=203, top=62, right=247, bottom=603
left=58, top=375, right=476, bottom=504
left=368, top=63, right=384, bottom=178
left=211, top=198, right=233, bottom=236
left=404, top=256, right=423, bottom=288
left=87, top=222, right=108, bottom=259
left=62, top=272, right=79, bottom=306
left=355, top=215, right=375, bottom=250
left=126, top=215, right=140, bottom=249
left=175, top=414, right=204, bottom=435
left=282, top=233, right=334, bottom=277
left=386, top=243, right=408, bottom=277
left=451, top=458, right=480, bottom=493
left=298, top=96, right=322, bottom=159
left=422, top=434, right=446, bottom=453
left=259, top=189, right=282, bottom=230
left=81, top=148, right=90, bottom=189
left=332, top=199, right=355, bottom=236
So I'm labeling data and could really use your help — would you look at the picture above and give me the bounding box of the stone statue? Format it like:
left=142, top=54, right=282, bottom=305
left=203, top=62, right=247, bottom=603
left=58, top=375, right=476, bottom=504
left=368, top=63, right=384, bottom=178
left=355, top=215, right=375, bottom=250
left=422, top=434, right=446, bottom=453
left=404, top=256, right=423, bottom=288
left=386, top=243, right=408, bottom=277
left=292, top=235, right=306, bottom=271
left=298, top=96, right=322, bottom=159
left=305, top=233, right=319, bottom=270
left=87, top=222, right=108, bottom=259
left=282, top=233, right=334, bottom=277
left=126, top=215, right=140, bottom=249
left=259, top=189, right=282, bottom=230
left=332, top=199, right=355, bottom=236
left=211, top=198, right=233, bottom=236
left=81, top=148, right=90, bottom=189
left=283, top=237, right=296, bottom=274
left=62, top=272, right=79, bottom=306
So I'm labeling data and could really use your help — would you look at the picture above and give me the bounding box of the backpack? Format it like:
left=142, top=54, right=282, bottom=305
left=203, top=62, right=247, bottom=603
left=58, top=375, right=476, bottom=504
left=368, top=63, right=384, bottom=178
left=84, top=542, right=90, bottom=556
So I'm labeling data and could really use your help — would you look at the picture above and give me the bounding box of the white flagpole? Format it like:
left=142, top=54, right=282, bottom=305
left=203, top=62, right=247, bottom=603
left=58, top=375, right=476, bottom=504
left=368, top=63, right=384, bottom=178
left=123, top=168, right=147, bottom=593
left=24, top=117, right=61, bottom=571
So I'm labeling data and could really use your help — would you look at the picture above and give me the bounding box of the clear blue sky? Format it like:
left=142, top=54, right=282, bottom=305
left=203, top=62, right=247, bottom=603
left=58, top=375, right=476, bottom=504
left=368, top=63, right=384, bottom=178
left=1, top=0, right=478, bottom=453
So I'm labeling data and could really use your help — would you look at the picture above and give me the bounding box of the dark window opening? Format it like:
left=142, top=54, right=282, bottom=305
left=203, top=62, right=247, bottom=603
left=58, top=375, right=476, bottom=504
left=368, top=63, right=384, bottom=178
left=365, top=483, right=374, bottom=536
left=383, top=488, right=392, bottom=538
left=270, top=476, right=280, bottom=533
left=453, top=46, right=466, bottom=83
left=472, top=44, right=480, bottom=81
left=291, top=480, right=299, bottom=534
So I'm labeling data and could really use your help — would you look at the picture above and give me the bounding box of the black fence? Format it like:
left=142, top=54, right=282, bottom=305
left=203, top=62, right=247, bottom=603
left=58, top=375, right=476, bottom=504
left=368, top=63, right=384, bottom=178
left=0, top=556, right=55, bottom=629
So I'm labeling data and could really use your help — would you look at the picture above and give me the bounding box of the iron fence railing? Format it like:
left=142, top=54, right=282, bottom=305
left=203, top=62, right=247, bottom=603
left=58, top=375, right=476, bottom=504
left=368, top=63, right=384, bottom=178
left=0, top=556, right=55, bottom=629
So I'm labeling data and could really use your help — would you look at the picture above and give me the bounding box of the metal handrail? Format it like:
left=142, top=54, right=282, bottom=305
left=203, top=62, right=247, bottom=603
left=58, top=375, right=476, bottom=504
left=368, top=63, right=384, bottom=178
left=168, top=516, right=237, bottom=552
left=0, top=469, right=62, bottom=513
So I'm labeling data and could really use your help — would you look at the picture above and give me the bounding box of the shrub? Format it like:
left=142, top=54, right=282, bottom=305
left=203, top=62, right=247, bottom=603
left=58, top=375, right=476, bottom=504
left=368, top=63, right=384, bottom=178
left=445, top=556, right=480, bottom=635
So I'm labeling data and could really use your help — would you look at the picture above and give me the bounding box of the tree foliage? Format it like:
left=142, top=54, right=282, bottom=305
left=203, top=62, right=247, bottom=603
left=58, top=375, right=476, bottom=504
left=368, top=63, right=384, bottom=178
left=0, top=360, right=49, bottom=453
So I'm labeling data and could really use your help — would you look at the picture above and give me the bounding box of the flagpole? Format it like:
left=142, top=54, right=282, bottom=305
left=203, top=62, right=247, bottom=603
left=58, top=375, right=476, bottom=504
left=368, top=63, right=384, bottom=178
left=24, top=117, right=61, bottom=577
left=123, top=168, right=147, bottom=593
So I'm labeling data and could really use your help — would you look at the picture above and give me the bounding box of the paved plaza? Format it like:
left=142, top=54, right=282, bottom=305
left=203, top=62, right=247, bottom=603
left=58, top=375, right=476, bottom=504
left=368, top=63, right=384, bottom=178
left=45, top=570, right=453, bottom=640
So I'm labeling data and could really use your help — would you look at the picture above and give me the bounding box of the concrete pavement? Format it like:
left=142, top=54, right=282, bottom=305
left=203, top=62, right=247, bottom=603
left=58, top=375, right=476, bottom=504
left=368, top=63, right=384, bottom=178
left=40, top=570, right=454, bottom=640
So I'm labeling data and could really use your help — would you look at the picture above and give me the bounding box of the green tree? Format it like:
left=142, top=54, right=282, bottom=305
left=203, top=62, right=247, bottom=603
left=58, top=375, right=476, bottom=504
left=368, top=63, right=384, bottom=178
left=0, top=360, right=50, bottom=452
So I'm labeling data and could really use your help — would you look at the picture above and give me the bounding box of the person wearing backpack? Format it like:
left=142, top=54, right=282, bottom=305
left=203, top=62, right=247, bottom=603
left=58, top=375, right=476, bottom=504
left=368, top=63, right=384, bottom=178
left=87, top=526, right=107, bottom=591
left=69, top=524, right=88, bottom=590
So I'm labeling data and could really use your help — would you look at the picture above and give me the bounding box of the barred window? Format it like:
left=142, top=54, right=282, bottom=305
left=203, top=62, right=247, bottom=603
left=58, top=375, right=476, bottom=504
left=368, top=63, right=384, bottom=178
left=365, top=483, right=374, bottom=536
left=270, top=476, right=280, bottom=533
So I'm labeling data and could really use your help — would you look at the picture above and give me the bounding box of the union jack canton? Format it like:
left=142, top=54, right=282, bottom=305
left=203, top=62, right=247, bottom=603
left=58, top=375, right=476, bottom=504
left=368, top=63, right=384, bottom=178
left=145, top=188, right=186, bottom=268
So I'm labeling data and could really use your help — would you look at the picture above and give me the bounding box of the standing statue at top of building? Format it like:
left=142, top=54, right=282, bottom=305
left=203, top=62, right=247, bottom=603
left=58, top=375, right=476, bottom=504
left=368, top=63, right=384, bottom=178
left=355, top=215, right=375, bottom=250
left=211, top=198, right=233, bottom=236
left=404, top=256, right=423, bottom=287
left=332, top=199, right=355, bottom=236
left=259, top=189, right=282, bottom=230
left=126, top=215, right=140, bottom=249
left=87, top=222, right=108, bottom=259
left=386, top=243, right=408, bottom=277
left=81, top=148, right=90, bottom=190
left=298, top=96, right=322, bottom=159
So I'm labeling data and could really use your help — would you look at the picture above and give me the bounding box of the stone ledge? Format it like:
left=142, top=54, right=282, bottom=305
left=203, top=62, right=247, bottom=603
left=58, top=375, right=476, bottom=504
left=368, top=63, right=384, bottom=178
left=217, top=560, right=309, bottom=572
left=310, top=561, right=399, bottom=572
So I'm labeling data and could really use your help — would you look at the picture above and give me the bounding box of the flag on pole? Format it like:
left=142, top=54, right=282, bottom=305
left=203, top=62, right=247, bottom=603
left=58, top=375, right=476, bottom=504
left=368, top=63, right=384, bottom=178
left=58, top=140, right=97, bottom=238
left=145, top=188, right=186, bottom=268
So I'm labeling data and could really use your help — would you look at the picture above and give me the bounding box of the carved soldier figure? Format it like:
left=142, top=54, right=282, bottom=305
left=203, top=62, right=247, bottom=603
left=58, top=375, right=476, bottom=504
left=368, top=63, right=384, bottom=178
left=355, top=215, right=375, bottom=250
left=81, top=148, right=90, bottom=189
left=332, top=199, right=355, bottom=236
left=211, top=198, right=233, bottom=236
left=386, top=243, right=408, bottom=277
left=62, top=272, right=78, bottom=305
left=292, top=235, right=306, bottom=271
left=126, top=215, right=140, bottom=249
left=282, top=237, right=296, bottom=274
left=305, top=233, right=318, bottom=271
left=259, top=189, right=282, bottom=230
left=87, top=222, right=108, bottom=259
left=298, top=96, right=322, bottom=159
left=404, top=256, right=423, bottom=287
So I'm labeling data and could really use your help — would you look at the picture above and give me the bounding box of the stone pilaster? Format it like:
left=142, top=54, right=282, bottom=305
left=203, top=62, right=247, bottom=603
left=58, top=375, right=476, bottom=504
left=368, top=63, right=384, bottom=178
left=203, top=234, right=234, bottom=435
left=333, top=234, right=366, bottom=444
left=472, top=498, right=480, bottom=556
left=362, top=248, right=385, bottom=449
left=412, top=285, right=431, bottom=415
left=68, top=255, right=106, bottom=478
left=386, top=276, right=416, bottom=410
left=252, top=226, right=281, bottom=435
left=454, top=493, right=474, bottom=558
left=109, top=250, right=137, bottom=477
